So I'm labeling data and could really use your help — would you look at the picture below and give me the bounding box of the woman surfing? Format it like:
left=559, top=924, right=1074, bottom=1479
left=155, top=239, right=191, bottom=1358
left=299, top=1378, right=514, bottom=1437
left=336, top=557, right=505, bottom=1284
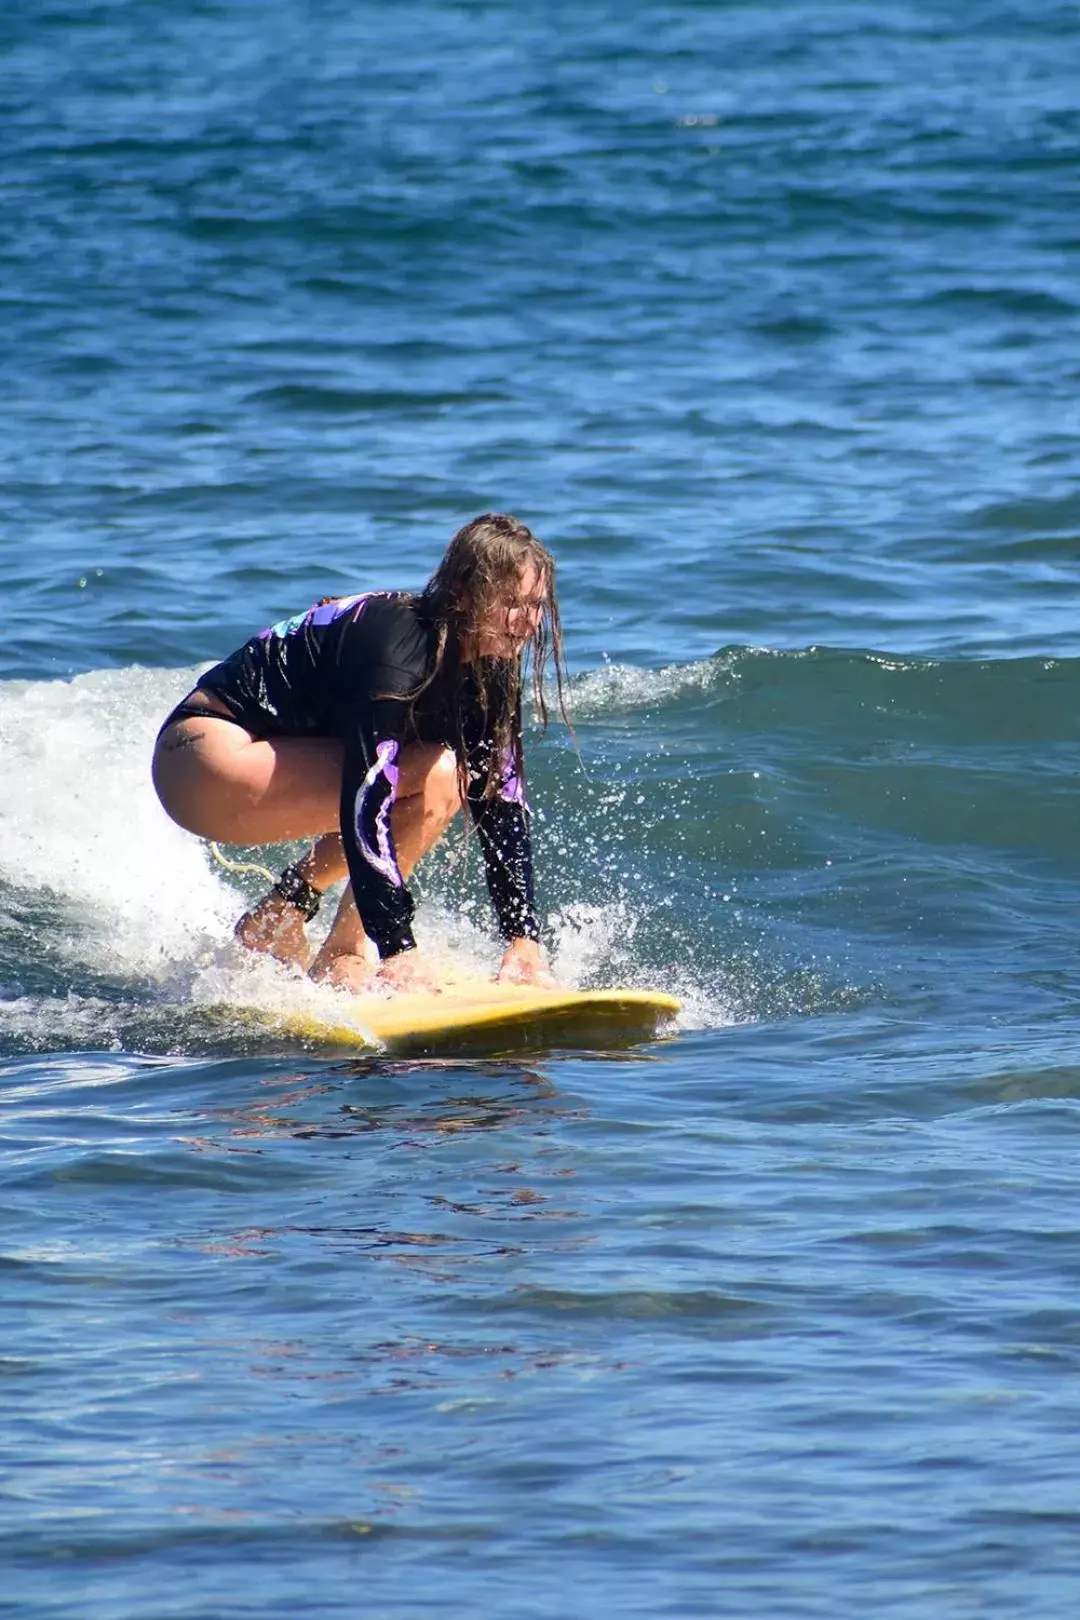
left=152, top=513, right=565, bottom=994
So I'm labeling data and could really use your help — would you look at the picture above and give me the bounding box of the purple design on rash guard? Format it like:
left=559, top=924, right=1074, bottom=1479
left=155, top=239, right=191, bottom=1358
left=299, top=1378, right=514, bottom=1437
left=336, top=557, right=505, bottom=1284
left=355, top=739, right=403, bottom=887
left=497, top=746, right=526, bottom=805
left=258, top=593, right=369, bottom=640
left=308, top=593, right=368, bottom=628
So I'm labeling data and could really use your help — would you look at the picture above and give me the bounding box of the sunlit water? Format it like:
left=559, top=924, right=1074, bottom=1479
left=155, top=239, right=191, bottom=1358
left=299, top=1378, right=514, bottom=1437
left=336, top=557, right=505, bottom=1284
left=4, top=2, right=1080, bottom=1615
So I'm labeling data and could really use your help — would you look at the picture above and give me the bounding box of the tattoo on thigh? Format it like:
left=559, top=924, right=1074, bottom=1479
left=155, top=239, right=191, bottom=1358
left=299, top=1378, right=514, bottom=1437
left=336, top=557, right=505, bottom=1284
left=162, top=729, right=206, bottom=753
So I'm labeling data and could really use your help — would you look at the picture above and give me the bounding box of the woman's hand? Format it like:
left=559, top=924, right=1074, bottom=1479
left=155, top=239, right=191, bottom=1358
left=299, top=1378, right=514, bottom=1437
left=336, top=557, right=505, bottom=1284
left=310, top=950, right=374, bottom=995
left=496, top=938, right=556, bottom=987
left=376, top=949, right=443, bottom=994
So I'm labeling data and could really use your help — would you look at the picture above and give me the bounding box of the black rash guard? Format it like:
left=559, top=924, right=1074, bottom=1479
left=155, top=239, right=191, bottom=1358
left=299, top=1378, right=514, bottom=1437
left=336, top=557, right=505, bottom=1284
left=195, top=591, right=540, bottom=959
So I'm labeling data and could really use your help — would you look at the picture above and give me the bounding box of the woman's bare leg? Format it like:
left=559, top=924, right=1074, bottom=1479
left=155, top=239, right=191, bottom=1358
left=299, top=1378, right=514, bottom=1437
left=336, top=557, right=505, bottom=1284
left=208, top=741, right=463, bottom=978
left=152, top=713, right=344, bottom=843
left=233, top=834, right=348, bottom=969
left=154, top=713, right=463, bottom=974
left=153, top=713, right=344, bottom=969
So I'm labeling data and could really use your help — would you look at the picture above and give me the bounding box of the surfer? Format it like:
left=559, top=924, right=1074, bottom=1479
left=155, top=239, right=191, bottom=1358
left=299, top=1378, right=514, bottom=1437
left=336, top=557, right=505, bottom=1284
left=152, top=513, right=564, bottom=994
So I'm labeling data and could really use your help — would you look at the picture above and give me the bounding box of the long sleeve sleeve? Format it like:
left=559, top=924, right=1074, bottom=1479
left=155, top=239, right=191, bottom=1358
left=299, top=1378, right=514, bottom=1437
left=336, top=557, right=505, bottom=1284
left=462, top=691, right=541, bottom=944
left=339, top=675, right=419, bottom=958
left=333, top=598, right=435, bottom=960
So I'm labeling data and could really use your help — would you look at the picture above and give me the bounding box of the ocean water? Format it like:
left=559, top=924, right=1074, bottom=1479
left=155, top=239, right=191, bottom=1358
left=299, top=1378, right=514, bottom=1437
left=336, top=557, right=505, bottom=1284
left=4, top=1, right=1080, bottom=1614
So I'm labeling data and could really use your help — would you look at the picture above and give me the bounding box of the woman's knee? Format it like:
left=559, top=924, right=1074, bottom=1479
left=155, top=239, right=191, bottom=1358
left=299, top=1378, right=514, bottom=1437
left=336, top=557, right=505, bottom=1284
left=398, top=744, right=462, bottom=811
left=426, top=748, right=463, bottom=818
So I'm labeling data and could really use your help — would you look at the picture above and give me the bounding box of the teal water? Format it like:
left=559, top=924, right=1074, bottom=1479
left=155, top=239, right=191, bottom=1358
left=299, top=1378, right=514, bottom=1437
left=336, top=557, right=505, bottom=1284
left=4, top=2, right=1080, bottom=1614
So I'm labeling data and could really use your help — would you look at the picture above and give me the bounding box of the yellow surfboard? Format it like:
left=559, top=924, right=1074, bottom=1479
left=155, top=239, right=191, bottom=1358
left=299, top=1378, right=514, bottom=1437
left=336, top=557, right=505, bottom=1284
left=279, top=981, right=682, bottom=1053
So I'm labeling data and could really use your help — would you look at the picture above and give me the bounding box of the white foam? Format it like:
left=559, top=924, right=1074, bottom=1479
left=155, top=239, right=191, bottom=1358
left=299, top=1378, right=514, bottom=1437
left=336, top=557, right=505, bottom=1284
left=0, top=992, right=128, bottom=1055
left=547, top=898, right=640, bottom=985
left=0, top=665, right=734, bottom=1045
left=0, top=664, right=235, bottom=975
left=564, top=651, right=741, bottom=719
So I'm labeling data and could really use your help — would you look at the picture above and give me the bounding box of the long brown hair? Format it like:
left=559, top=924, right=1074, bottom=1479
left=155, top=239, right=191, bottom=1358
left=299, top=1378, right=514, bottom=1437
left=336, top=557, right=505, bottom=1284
left=418, top=512, right=568, bottom=801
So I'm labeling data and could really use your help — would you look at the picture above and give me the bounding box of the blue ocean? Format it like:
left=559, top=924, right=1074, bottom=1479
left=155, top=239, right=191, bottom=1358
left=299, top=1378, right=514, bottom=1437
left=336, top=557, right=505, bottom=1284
left=4, top=2, right=1080, bottom=1614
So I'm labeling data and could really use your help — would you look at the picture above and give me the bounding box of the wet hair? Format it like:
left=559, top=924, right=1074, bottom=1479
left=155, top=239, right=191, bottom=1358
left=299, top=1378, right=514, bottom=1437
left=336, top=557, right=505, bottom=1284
left=418, top=512, right=568, bottom=801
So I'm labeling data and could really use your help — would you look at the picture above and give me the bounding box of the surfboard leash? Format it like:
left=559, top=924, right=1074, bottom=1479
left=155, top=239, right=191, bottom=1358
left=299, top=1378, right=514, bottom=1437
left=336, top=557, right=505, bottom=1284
left=206, top=841, right=277, bottom=886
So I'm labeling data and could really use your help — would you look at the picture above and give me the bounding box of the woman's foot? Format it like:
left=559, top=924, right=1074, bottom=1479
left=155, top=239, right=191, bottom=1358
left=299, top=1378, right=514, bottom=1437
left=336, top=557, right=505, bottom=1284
left=235, top=890, right=313, bottom=970
left=234, top=862, right=324, bottom=971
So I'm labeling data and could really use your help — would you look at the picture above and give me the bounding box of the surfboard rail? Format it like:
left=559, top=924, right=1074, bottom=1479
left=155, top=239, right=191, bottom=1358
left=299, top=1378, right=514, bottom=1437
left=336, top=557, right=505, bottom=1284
left=278, top=982, right=682, bottom=1052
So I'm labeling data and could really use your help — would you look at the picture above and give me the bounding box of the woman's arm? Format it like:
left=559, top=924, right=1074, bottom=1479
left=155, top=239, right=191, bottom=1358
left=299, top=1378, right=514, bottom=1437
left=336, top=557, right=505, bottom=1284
left=332, top=602, right=435, bottom=963
left=462, top=687, right=554, bottom=984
